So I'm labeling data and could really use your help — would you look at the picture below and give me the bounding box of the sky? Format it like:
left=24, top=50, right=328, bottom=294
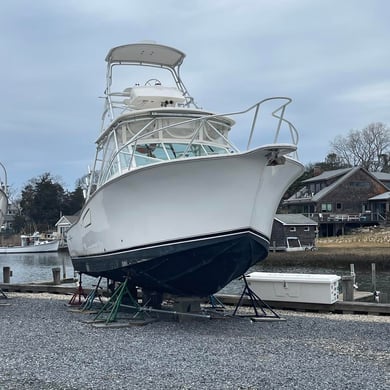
left=1, top=0, right=390, bottom=196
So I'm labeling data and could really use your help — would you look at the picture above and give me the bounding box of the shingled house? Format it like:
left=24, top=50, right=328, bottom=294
left=282, top=166, right=390, bottom=236
left=270, top=214, right=318, bottom=251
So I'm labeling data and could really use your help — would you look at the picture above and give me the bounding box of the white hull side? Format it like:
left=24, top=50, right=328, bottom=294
left=0, top=240, right=60, bottom=254
left=67, top=147, right=303, bottom=258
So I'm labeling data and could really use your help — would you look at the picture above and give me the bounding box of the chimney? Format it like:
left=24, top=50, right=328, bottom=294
left=313, top=166, right=323, bottom=176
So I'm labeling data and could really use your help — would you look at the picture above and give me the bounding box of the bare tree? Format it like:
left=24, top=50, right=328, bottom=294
left=330, top=122, right=390, bottom=171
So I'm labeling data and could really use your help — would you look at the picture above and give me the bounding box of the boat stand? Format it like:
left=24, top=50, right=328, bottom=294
left=0, top=287, right=7, bottom=299
left=77, top=276, right=105, bottom=311
left=207, top=294, right=225, bottom=310
left=233, top=275, right=285, bottom=322
left=91, top=277, right=148, bottom=326
left=68, top=272, right=88, bottom=306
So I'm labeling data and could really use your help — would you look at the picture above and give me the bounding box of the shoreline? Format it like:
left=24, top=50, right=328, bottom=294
left=265, top=246, right=390, bottom=269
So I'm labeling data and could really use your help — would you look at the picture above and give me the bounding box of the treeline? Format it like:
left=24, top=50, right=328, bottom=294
left=12, top=173, right=84, bottom=233
left=284, top=122, right=390, bottom=199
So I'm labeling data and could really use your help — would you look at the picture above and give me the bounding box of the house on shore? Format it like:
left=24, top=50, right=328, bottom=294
left=55, top=215, right=79, bottom=248
left=282, top=166, right=390, bottom=237
left=270, top=214, right=318, bottom=251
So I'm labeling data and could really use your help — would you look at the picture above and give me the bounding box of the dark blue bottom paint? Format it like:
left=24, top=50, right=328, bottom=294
left=72, top=230, right=269, bottom=296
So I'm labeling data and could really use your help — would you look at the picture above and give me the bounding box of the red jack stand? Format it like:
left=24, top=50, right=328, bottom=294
left=68, top=272, right=87, bottom=306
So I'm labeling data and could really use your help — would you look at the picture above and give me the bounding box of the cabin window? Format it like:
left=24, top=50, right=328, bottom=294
left=163, top=143, right=229, bottom=159
left=106, top=140, right=231, bottom=175
left=321, top=203, right=332, bottom=212
left=289, top=226, right=296, bottom=232
left=350, top=181, right=369, bottom=188
left=304, top=226, right=310, bottom=232
left=152, top=144, right=170, bottom=160
left=336, top=203, right=342, bottom=210
left=166, top=143, right=203, bottom=158
left=134, top=154, right=161, bottom=167
left=203, top=145, right=228, bottom=155
left=118, top=146, right=133, bottom=170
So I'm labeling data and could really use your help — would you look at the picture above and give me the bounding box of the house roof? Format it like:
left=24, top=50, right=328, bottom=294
left=285, top=166, right=388, bottom=204
left=275, top=214, right=317, bottom=226
left=369, top=191, right=390, bottom=201
left=372, top=171, right=390, bottom=183
left=303, top=167, right=352, bottom=183
left=310, top=166, right=363, bottom=201
left=55, top=215, right=79, bottom=226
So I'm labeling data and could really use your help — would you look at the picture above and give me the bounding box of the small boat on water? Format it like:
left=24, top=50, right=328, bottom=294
left=0, top=232, right=60, bottom=254
left=67, top=41, right=304, bottom=297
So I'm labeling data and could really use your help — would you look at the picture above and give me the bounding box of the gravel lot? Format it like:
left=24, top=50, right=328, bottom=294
left=0, top=292, right=389, bottom=390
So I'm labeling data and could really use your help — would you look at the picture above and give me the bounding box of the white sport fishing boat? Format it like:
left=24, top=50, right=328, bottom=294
left=67, top=42, right=304, bottom=297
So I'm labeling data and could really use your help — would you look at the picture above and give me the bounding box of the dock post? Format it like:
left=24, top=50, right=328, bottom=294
left=341, top=275, right=354, bottom=301
left=3, top=266, right=12, bottom=283
left=371, top=263, right=376, bottom=292
left=52, top=267, right=61, bottom=285
left=349, top=263, right=356, bottom=286
left=62, top=256, right=67, bottom=279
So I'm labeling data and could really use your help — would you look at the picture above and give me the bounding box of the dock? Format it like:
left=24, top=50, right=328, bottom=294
left=215, top=294, right=390, bottom=316
left=0, top=282, right=389, bottom=316
left=0, top=282, right=88, bottom=295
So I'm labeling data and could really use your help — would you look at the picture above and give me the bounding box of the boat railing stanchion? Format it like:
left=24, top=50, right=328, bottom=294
left=233, top=274, right=285, bottom=322
left=68, top=272, right=88, bottom=306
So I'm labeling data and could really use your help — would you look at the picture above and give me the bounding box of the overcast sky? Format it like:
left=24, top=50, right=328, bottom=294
left=1, top=0, right=389, bottom=195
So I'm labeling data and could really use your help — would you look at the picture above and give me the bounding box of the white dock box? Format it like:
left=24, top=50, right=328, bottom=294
left=246, top=272, right=340, bottom=304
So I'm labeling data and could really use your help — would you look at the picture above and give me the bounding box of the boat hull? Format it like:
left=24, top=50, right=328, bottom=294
left=72, top=229, right=268, bottom=295
left=0, top=240, right=60, bottom=254
left=68, top=146, right=304, bottom=296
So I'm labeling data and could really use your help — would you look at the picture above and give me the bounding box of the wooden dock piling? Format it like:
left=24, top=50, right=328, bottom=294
left=2, top=266, right=12, bottom=283
left=371, top=263, right=376, bottom=292
left=341, top=275, right=354, bottom=301
left=52, top=267, right=61, bottom=285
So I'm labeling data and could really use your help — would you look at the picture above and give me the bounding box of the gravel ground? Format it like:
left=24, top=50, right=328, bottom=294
left=0, top=293, right=389, bottom=390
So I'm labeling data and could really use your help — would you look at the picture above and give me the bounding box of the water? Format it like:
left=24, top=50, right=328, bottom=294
left=0, top=252, right=95, bottom=287
left=1, top=252, right=389, bottom=303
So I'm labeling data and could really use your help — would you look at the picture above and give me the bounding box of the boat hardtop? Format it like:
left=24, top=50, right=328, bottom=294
left=85, top=41, right=299, bottom=199
left=105, top=42, right=186, bottom=68
left=101, top=42, right=196, bottom=127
